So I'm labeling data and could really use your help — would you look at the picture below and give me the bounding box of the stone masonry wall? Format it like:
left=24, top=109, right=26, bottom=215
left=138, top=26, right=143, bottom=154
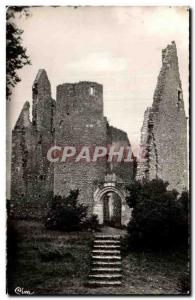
left=28, top=70, right=54, bottom=205
left=11, top=101, right=31, bottom=203
left=107, top=124, right=135, bottom=184
left=137, top=42, right=188, bottom=193
left=54, top=82, right=108, bottom=215
left=11, top=70, right=55, bottom=217
left=11, top=72, right=135, bottom=219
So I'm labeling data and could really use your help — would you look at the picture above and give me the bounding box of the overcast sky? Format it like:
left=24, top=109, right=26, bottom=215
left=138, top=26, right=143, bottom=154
left=6, top=6, right=189, bottom=196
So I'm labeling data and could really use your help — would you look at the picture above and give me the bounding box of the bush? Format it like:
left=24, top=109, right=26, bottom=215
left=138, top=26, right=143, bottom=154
left=82, top=214, right=100, bottom=231
left=126, top=179, right=189, bottom=249
left=45, top=190, right=88, bottom=231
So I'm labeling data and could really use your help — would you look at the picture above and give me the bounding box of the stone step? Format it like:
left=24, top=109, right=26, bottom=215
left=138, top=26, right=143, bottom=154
left=87, top=280, right=122, bottom=287
left=92, top=261, right=121, bottom=266
left=95, top=235, right=120, bottom=240
left=87, top=234, right=123, bottom=287
left=91, top=268, right=121, bottom=272
left=92, top=249, right=120, bottom=254
left=93, top=245, right=120, bottom=249
left=94, top=240, right=120, bottom=244
left=92, top=255, right=121, bottom=260
left=89, top=274, right=122, bottom=279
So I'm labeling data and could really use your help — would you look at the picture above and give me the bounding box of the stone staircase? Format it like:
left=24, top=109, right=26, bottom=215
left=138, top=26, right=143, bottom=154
left=87, top=234, right=122, bottom=287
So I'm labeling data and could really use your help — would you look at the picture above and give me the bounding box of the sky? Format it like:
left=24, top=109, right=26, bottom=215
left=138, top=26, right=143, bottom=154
left=6, top=6, right=189, bottom=197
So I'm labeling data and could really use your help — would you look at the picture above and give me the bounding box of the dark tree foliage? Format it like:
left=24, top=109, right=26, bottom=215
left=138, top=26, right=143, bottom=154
left=126, top=179, right=189, bottom=249
left=45, top=190, right=88, bottom=231
left=82, top=214, right=100, bottom=231
left=6, top=6, right=31, bottom=100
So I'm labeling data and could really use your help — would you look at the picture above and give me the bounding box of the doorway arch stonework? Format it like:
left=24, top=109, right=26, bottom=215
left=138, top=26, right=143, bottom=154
left=93, top=180, right=132, bottom=226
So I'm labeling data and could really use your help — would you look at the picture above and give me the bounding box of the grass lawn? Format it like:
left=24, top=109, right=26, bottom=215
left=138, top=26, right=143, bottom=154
left=7, top=219, right=189, bottom=295
left=122, top=246, right=189, bottom=295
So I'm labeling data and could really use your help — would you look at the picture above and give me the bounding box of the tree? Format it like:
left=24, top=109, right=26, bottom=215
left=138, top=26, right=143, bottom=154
left=6, top=6, right=31, bottom=100
left=45, top=190, right=88, bottom=231
left=126, top=179, right=189, bottom=249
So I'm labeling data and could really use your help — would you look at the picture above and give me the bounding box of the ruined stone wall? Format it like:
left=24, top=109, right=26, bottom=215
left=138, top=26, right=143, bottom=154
left=54, top=82, right=107, bottom=214
left=27, top=70, right=54, bottom=205
left=11, top=71, right=135, bottom=219
left=11, top=70, right=55, bottom=217
left=137, top=42, right=188, bottom=193
left=11, top=102, right=31, bottom=202
left=107, top=125, right=135, bottom=184
left=136, top=107, right=151, bottom=179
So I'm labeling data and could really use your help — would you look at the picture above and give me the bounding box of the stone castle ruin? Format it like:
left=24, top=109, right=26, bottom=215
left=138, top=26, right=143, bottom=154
left=11, top=42, right=188, bottom=226
left=11, top=70, right=135, bottom=225
left=136, top=41, right=188, bottom=193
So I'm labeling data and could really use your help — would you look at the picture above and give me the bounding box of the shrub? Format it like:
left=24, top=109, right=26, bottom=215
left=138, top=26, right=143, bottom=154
left=83, top=214, right=100, bottom=231
left=45, top=190, right=88, bottom=231
left=126, top=179, right=189, bottom=249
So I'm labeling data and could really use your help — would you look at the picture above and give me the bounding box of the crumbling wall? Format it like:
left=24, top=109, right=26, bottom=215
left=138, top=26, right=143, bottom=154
left=11, top=70, right=55, bottom=217
left=11, top=72, right=135, bottom=219
left=106, top=125, right=135, bottom=184
left=27, top=70, right=54, bottom=205
left=11, top=101, right=31, bottom=202
left=137, top=42, right=188, bottom=193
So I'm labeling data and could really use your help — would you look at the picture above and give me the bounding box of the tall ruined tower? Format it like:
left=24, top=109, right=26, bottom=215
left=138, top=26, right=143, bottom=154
left=137, top=42, right=188, bottom=192
left=54, top=82, right=108, bottom=213
left=29, top=70, right=55, bottom=202
left=11, top=70, right=55, bottom=217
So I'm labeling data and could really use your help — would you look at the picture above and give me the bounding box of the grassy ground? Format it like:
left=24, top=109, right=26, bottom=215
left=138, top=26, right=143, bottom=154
left=7, top=219, right=189, bottom=295
left=7, top=219, right=93, bottom=295
left=121, top=247, right=189, bottom=295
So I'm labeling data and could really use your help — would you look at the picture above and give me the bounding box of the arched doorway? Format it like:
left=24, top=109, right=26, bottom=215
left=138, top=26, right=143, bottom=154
left=93, top=185, right=131, bottom=227
left=102, top=192, right=121, bottom=227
